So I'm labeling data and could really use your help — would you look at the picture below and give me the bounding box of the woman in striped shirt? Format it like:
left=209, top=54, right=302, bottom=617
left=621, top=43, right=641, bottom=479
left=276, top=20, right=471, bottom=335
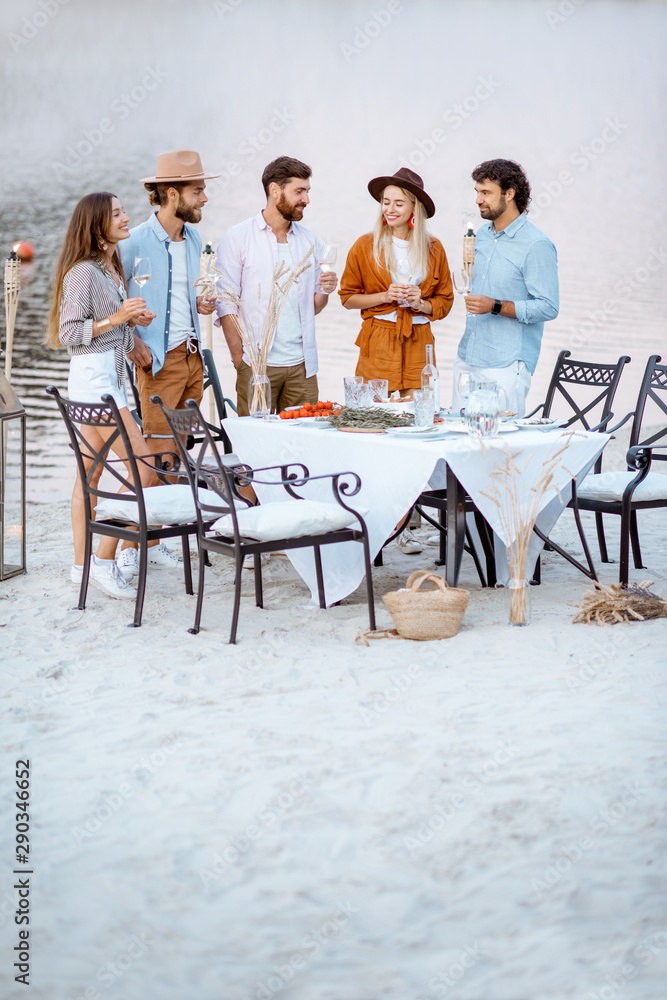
left=47, top=192, right=157, bottom=600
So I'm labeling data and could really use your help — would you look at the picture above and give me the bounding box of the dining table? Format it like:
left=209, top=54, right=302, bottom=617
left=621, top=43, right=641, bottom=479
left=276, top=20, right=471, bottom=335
left=221, top=416, right=611, bottom=606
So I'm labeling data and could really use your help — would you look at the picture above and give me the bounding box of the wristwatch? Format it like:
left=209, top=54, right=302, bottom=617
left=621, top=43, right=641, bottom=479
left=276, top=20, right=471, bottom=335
left=492, top=300, right=502, bottom=315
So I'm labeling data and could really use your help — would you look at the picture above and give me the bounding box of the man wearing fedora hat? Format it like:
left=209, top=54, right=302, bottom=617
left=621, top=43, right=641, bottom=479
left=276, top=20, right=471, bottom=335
left=215, top=155, right=336, bottom=415
left=117, top=149, right=219, bottom=575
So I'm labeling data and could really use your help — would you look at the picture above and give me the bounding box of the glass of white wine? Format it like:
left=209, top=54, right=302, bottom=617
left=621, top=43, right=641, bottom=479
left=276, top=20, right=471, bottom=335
left=132, top=257, right=151, bottom=290
left=317, top=244, right=337, bottom=292
left=396, top=257, right=413, bottom=307
left=451, top=268, right=471, bottom=309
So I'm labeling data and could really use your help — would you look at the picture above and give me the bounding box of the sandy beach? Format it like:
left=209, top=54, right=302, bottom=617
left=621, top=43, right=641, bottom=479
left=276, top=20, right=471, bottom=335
left=2, top=430, right=666, bottom=1000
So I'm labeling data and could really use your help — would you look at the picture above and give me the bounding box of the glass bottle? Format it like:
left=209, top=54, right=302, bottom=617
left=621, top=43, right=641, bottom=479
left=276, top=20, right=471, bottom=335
left=421, top=344, right=440, bottom=412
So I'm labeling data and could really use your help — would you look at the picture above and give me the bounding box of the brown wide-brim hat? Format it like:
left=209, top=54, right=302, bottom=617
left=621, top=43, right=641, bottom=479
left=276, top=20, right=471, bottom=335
left=368, top=167, right=436, bottom=218
left=140, top=149, right=220, bottom=184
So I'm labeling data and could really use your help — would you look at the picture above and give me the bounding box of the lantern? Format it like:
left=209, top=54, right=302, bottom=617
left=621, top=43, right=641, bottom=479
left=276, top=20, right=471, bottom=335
left=0, top=370, right=26, bottom=580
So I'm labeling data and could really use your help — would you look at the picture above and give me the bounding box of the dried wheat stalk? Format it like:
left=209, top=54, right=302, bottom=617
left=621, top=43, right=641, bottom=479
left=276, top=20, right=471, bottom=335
left=479, top=431, right=581, bottom=624
left=573, top=581, right=667, bottom=626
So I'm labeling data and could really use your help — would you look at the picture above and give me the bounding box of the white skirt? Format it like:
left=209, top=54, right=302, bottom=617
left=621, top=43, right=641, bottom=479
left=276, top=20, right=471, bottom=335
left=67, top=348, right=129, bottom=409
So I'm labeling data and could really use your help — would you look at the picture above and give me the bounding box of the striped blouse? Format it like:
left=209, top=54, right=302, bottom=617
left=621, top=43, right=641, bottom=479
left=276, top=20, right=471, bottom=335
left=59, top=259, right=134, bottom=388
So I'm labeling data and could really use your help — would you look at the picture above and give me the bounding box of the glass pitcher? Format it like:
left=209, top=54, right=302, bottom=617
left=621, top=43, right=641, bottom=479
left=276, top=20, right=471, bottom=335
left=465, top=381, right=509, bottom=437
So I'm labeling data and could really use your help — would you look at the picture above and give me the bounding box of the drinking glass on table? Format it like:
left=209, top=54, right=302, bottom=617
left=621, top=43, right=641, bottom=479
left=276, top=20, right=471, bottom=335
left=132, top=257, right=151, bottom=290
left=317, top=244, right=337, bottom=292
left=452, top=268, right=471, bottom=308
left=344, top=375, right=363, bottom=408
left=457, top=372, right=476, bottom=413
left=413, top=387, right=435, bottom=428
left=368, top=378, right=389, bottom=402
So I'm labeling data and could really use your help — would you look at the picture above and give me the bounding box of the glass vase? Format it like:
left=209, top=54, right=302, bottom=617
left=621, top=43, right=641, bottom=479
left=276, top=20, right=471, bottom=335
left=506, top=578, right=532, bottom=626
left=249, top=374, right=271, bottom=418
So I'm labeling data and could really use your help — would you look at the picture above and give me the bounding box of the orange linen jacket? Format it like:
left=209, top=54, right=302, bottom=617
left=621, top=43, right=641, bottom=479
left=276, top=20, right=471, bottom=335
left=338, top=233, right=454, bottom=343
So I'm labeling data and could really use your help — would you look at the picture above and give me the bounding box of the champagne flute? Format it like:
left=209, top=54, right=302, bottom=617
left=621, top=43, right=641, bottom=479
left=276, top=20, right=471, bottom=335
left=396, top=257, right=413, bottom=307
left=457, top=372, right=474, bottom=414
left=132, top=257, right=151, bottom=290
left=317, top=244, right=337, bottom=292
left=451, top=268, right=471, bottom=310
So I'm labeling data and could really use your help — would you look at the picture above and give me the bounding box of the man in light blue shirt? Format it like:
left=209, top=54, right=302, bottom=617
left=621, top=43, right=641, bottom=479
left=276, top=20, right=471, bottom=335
left=453, top=159, right=559, bottom=417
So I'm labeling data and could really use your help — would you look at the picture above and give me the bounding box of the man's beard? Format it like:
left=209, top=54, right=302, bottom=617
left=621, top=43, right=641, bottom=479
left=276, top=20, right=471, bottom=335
left=276, top=192, right=304, bottom=222
left=175, top=199, right=202, bottom=224
left=480, top=194, right=506, bottom=221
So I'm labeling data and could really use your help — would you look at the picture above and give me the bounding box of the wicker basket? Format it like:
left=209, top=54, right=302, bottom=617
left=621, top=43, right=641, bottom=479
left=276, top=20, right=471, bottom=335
left=383, top=571, right=470, bottom=640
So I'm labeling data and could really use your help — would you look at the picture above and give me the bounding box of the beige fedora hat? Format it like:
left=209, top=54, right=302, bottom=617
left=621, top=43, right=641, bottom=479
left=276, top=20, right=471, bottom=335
left=140, top=149, right=220, bottom=184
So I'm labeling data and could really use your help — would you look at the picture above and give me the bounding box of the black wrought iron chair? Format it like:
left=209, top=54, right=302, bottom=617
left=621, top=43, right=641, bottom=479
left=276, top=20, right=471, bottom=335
left=125, top=349, right=237, bottom=454
left=46, top=386, right=196, bottom=628
left=154, top=397, right=377, bottom=643
left=572, top=354, right=667, bottom=585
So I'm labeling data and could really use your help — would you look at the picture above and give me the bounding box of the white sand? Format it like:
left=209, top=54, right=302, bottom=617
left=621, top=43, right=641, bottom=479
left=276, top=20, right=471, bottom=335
left=2, top=435, right=666, bottom=999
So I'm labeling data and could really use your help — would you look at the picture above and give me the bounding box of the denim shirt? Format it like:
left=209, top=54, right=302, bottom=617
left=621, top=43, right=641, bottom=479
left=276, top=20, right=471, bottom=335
left=119, top=212, right=202, bottom=376
left=457, top=213, right=559, bottom=375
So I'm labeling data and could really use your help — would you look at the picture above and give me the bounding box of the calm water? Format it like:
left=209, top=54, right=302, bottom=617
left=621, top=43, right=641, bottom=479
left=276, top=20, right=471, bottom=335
left=1, top=0, right=665, bottom=501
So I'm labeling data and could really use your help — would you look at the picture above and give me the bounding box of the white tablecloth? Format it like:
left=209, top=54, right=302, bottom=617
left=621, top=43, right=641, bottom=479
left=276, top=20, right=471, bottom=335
left=222, top=419, right=610, bottom=604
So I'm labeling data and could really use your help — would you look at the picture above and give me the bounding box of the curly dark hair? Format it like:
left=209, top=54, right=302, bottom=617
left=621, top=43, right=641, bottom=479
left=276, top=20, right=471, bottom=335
left=471, top=159, right=531, bottom=215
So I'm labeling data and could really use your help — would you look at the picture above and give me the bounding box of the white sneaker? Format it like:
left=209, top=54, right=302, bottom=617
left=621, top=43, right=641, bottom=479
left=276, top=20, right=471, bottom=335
left=146, top=542, right=181, bottom=569
left=89, top=557, right=137, bottom=600
left=117, top=547, right=139, bottom=580
left=71, top=565, right=83, bottom=584
left=396, top=528, right=423, bottom=555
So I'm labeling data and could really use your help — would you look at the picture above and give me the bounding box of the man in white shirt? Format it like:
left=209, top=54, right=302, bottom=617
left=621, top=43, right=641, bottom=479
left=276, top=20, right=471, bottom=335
left=215, top=156, right=336, bottom=415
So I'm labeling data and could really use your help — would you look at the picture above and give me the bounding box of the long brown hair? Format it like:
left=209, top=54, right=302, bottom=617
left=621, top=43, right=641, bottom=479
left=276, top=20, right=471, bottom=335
left=46, top=192, right=127, bottom=348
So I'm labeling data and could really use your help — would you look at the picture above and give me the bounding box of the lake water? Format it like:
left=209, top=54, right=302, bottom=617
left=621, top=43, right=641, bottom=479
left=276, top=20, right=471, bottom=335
left=0, top=0, right=665, bottom=501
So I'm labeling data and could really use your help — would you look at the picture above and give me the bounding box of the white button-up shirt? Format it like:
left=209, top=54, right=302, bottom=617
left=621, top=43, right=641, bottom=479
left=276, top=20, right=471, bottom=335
left=215, top=210, right=323, bottom=377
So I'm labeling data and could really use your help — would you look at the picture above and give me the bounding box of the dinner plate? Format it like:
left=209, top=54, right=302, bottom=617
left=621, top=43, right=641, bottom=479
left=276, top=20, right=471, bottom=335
left=336, top=427, right=387, bottom=434
left=514, top=417, right=569, bottom=431
left=444, top=423, right=519, bottom=434
left=385, top=425, right=452, bottom=439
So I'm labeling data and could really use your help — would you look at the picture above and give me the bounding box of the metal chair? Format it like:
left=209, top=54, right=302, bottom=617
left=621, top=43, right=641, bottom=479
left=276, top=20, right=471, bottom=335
left=572, top=354, right=667, bottom=585
left=153, top=396, right=377, bottom=643
left=46, top=386, right=196, bottom=627
left=527, top=350, right=631, bottom=582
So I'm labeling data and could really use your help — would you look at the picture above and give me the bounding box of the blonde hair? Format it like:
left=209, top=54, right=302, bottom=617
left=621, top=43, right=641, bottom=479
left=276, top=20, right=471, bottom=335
left=371, top=187, right=431, bottom=280
left=46, top=192, right=126, bottom=349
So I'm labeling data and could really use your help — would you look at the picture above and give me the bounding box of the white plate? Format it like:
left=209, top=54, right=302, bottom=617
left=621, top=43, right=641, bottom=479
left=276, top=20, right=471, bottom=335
left=514, top=417, right=569, bottom=431
left=385, top=425, right=452, bottom=439
left=444, top=423, right=519, bottom=434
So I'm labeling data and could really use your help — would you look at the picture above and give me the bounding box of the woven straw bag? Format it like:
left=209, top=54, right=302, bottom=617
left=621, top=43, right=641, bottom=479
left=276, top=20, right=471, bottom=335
left=383, top=571, right=470, bottom=640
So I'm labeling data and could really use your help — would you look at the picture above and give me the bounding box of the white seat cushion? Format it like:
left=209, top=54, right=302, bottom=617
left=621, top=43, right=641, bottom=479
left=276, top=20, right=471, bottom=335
left=210, top=499, right=366, bottom=542
left=578, top=470, right=667, bottom=503
left=96, top=485, right=225, bottom=525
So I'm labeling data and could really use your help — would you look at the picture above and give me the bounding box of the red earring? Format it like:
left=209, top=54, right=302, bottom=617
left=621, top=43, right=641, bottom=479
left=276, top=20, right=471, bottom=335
left=408, top=214, right=415, bottom=229
left=382, top=218, right=387, bottom=226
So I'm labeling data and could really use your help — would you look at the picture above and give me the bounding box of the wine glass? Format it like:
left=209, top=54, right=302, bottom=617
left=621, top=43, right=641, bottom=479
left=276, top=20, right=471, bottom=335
left=457, top=372, right=475, bottom=414
left=132, top=257, right=151, bottom=290
left=317, top=244, right=337, bottom=292
left=396, top=257, right=413, bottom=307
left=451, top=268, right=471, bottom=309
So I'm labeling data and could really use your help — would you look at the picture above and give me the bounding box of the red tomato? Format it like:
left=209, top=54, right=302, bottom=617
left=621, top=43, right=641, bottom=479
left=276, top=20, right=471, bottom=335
left=324, top=401, right=333, bottom=410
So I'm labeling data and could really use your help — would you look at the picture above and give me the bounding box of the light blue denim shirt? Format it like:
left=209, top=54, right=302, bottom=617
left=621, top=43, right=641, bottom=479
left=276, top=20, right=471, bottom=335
left=119, top=212, right=202, bottom=375
left=457, top=213, right=559, bottom=374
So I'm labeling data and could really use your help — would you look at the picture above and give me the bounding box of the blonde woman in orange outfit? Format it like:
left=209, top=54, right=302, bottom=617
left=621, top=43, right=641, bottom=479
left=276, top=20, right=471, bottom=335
left=339, top=167, right=453, bottom=398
